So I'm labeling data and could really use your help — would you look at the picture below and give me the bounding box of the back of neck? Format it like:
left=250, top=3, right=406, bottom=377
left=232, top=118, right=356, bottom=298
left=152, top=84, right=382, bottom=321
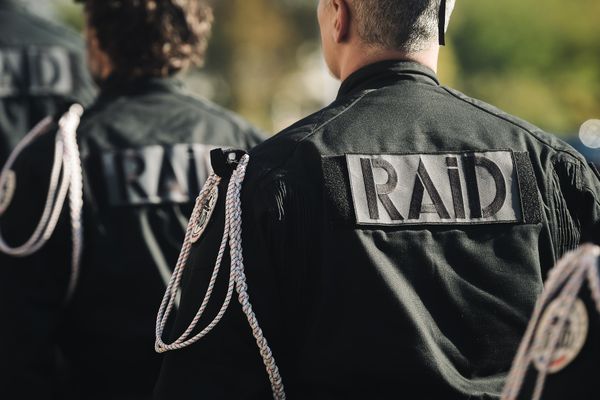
left=339, top=44, right=439, bottom=81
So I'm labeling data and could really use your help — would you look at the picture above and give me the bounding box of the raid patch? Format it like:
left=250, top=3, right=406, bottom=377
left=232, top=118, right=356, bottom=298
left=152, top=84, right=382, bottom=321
left=346, top=151, right=524, bottom=226
left=102, top=143, right=216, bottom=207
left=0, top=46, right=73, bottom=97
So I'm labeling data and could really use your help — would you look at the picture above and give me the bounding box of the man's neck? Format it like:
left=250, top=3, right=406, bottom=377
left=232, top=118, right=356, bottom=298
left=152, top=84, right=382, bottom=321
left=338, top=44, right=439, bottom=81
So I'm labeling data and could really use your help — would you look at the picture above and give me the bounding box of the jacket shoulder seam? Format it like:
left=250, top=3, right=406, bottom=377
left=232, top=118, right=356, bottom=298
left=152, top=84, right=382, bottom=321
left=302, top=90, right=376, bottom=142
left=441, top=87, right=582, bottom=160
left=250, top=91, right=374, bottom=193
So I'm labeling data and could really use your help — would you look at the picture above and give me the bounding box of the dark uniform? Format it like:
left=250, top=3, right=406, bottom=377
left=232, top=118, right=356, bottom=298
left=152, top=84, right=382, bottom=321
left=0, top=0, right=95, bottom=162
left=155, top=61, right=600, bottom=399
left=0, top=1, right=94, bottom=397
left=0, top=74, right=263, bottom=399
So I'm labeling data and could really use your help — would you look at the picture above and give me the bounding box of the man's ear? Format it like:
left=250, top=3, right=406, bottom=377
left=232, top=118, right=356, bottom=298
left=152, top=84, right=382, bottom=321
left=331, top=0, right=351, bottom=43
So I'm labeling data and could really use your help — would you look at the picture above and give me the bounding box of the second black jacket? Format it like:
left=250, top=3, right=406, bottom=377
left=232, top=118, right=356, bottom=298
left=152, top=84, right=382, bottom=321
left=0, top=76, right=263, bottom=400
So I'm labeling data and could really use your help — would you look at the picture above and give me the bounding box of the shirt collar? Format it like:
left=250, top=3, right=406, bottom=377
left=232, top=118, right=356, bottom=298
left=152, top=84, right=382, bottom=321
left=336, top=60, right=439, bottom=100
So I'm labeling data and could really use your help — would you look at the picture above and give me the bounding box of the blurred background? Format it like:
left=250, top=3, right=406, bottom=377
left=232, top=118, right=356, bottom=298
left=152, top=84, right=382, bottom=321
left=23, top=0, right=600, bottom=153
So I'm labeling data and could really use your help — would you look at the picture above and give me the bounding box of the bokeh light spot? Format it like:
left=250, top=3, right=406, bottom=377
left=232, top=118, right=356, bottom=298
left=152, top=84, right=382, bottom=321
left=579, top=119, right=600, bottom=149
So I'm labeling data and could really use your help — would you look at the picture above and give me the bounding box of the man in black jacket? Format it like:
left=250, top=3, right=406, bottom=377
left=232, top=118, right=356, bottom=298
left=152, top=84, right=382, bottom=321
left=0, top=1, right=263, bottom=399
left=154, top=1, right=600, bottom=399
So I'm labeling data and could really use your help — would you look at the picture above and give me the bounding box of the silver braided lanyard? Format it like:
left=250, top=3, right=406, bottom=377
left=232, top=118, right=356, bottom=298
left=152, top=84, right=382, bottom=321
left=155, top=154, right=286, bottom=400
left=0, top=104, right=85, bottom=302
left=502, top=244, right=600, bottom=400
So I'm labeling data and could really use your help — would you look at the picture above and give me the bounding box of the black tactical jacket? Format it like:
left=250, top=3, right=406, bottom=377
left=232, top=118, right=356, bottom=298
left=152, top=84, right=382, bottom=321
left=155, top=61, right=600, bottom=400
left=0, top=75, right=263, bottom=399
left=0, top=0, right=95, bottom=162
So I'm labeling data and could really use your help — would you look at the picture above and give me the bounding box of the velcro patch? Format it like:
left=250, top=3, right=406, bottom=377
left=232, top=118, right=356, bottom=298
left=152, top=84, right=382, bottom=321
left=326, top=151, right=540, bottom=226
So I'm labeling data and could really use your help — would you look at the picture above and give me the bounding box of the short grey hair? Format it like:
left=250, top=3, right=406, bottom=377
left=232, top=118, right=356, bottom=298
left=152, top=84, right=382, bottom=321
left=350, top=0, right=456, bottom=53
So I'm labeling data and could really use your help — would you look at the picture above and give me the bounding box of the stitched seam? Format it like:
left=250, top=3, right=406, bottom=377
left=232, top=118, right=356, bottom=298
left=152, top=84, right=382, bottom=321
left=441, top=87, right=583, bottom=160
left=581, top=184, right=600, bottom=209
left=307, top=90, right=376, bottom=140
left=270, top=90, right=376, bottom=168
left=250, top=90, right=376, bottom=198
left=553, top=158, right=600, bottom=218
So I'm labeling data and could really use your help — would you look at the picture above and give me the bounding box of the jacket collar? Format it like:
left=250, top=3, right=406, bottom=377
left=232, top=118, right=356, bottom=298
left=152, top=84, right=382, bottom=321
left=337, top=60, right=439, bottom=100
left=97, top=74, right=183, bottom=101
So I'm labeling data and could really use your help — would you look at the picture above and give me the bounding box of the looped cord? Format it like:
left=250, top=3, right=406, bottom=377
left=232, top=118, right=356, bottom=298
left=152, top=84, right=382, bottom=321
left=502, top=244, right=600, bottom=400
left=155, top=154, right=286, bottom=400
left=0, top=104, right=85, bottom=302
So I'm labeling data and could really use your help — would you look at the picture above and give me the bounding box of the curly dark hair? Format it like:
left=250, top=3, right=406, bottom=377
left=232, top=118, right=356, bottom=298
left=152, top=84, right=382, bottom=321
left=79, top=0, right=213, bottom=78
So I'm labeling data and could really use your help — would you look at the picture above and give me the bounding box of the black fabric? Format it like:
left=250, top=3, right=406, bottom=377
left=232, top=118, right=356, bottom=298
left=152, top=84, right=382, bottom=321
left=514, top=152, right=543, bottom=225
left=155, top=61, right=600, bottom=400
left=321, top=156, right=355, bottom=224
left=336, top=60, right=439, bottom=101
left=0, top=6, right=95, bottom=399
left=0, top=73, right=264, bottom=400
left=210, top=148, right=249, bottom=178
left=588, top=162, right=600, bottom=182
left=548, top=158, right=583, bottom=259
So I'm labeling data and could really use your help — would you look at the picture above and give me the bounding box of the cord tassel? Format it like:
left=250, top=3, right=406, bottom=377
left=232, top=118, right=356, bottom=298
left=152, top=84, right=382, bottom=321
left=155, top=154, right=286, bottom=400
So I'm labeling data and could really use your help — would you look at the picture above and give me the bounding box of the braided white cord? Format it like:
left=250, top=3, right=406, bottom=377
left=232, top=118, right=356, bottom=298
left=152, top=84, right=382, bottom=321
left=61, top=107, right=85, bottom=301
left=155, top=174, right=238, bottom=351
left=155, top=154, right=286, bottom=400
left=502, top=245, right=600, bottom=400
left=154, top=175, right=224, bottom=342
left=227, top=156, right=286, bottom=399
left=0, top=105, right=85, bottom=301
left=587, top=259, right=600, bottom=315
left=0, top=117, right=68, bottom=254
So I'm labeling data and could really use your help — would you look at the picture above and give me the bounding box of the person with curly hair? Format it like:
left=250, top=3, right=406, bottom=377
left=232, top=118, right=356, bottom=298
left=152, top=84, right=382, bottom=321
left=0, top=1, right=263, bottom=399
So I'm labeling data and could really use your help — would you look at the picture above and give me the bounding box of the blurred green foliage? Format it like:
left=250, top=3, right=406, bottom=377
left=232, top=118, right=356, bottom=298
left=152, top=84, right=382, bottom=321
left=53, top=0, right=599, bottom=136
left=449, top=0, right=600, bottom=136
